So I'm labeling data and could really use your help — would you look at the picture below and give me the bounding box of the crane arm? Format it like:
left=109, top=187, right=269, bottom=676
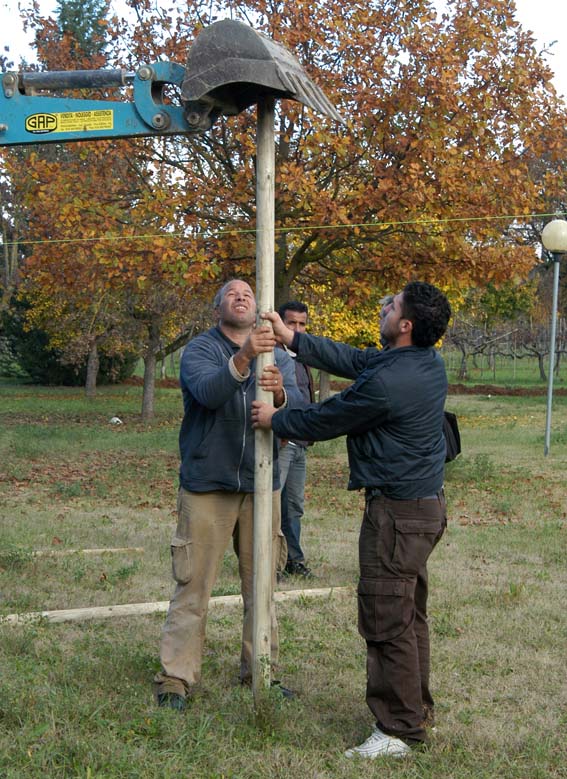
left=0, top=19, right=341, bottom=148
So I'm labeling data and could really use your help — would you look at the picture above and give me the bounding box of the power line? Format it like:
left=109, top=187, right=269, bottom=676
left=0, top=211, right=554, bottom=249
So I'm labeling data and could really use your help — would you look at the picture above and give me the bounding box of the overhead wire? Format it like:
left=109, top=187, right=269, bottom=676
left=0, top=211, right=558, bottom=249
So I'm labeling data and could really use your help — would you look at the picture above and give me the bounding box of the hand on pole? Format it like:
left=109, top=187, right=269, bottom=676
left=234, top=325, right=276, bottom=375
left=251, top=400, right=277, bottom=429
left=260, top=311, right=295, bottom=347
left=245, top=324, right=277, bottom=356
left=258, top=365, right=285, bottom=407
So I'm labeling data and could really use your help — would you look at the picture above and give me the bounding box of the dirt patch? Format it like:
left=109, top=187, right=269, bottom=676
left=123, top=376, right=566, bottom=397
left=447, top=383, right=567, bottom=397
left=123, top=376, right=179, bottom=389
left=329, top=380, right=567, bottom=397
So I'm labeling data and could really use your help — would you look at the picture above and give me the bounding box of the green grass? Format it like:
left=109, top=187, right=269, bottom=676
left=133, top=349, right=566, bottom=389
left=441, top=348, right=566, bottom=388
left=0, top=383, right=566, bottom=778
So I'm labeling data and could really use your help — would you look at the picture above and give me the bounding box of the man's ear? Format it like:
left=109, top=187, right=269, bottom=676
left=400, top=318, right=413, bottom=335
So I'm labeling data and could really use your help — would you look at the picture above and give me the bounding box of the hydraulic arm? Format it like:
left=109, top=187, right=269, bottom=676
left=0, top=19, right=341, bottom=147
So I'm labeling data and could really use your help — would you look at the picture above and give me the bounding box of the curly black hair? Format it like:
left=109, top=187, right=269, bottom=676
left=401, top=282, right=452, bottom=347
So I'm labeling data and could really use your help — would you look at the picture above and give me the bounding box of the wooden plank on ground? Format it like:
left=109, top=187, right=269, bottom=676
left=32, top=547, right=145, bottom=557
left=1, top=586, right=352, bottom=625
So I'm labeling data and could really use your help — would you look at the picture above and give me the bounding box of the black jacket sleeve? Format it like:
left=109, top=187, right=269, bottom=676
left=292, top=332, right=378, bottom=381
left=271, top=370, right=390, bottom=442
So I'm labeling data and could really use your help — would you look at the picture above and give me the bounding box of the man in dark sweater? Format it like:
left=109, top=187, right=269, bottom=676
left=154, top=279, right=301, bottom=711
left=252, top=281, right=451, bottom=759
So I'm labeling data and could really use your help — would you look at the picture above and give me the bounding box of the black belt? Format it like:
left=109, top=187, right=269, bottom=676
left=365, top=488, right=443, bottom=501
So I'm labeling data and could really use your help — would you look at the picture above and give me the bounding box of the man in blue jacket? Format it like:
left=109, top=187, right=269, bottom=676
left=154, top=279, right=301, bottom=711
left=252, top=281, right=451, bottom=758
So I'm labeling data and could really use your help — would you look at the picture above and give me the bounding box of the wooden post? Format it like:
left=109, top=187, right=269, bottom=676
left=319, top=370, right=331, bottom=401
left=252, top=97, right=276, bottom=705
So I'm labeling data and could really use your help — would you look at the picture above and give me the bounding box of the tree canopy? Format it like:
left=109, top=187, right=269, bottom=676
left=97, top=0, right=567, bottom=304
left=2, top=0, right=567, bottom=399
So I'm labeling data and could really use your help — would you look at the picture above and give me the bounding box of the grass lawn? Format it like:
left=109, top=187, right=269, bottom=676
left=137, top=349, right=567, bottom=390
left=0, top=383, right=566, bottom=778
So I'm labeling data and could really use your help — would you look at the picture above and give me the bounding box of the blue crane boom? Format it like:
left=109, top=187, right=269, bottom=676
left=0, top=19, right=341, bottom=147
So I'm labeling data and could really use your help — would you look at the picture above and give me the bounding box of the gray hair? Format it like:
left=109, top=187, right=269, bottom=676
left=213, top=279, right=238, bottom=308
left=213, top=279, right=255, bottom=308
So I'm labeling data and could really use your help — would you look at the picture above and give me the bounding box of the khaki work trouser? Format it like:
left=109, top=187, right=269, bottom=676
left=154, top=489, right=282, bottom=695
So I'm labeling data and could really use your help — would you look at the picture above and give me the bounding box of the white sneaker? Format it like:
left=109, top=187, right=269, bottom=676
left=344, top=727, right=411, bottom=759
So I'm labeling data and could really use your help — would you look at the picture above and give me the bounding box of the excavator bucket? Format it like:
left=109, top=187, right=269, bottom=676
left=182, top=19, right=342, bottom=130
left=0, top=19, right=339, bottom=144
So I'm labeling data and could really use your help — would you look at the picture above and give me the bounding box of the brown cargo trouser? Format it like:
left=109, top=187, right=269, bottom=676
left=154, top=488, right=282, bottom=696
left=358, top=491, right=447, bottom=744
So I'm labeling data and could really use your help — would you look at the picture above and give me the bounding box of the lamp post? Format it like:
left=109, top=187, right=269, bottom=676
left=541, top=219, right=567, bottom=455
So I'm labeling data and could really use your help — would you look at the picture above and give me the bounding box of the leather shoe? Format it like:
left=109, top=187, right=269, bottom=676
left=284, top=561, right=313, bottom=578
left=271, top=680, right=295, bottom=700
left=240, top=678, right=295, bottom=700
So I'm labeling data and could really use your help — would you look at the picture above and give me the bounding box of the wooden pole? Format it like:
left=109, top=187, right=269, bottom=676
left=252, top=96, right=276, bottom=705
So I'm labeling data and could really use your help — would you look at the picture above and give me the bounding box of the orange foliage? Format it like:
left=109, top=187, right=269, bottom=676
left=6, top=0, right=567, bottom=349
left=93, top=0, right=567, bottom=305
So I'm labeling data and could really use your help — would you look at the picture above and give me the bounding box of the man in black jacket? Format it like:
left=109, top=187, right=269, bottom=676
left=252, top=281, right=451, bottom=759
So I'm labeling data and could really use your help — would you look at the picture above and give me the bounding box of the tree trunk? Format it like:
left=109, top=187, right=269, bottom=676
left=538, top=353, right=547, bottom=382
left=1, top=231, right=19, bottom=315
left=141, top=351, right=156, bottom=422
left=319, top=370, right=331, bottom=400
left=274, top=232, right=290, bottom=310
left=141, top=321, right=161, bottom=422
left=85, top=339, right=99, bottom=399
left=457, top=349, right=468, bottom=381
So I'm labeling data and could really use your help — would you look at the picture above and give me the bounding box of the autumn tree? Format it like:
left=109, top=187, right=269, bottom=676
left=6, top=0, right=131, bottom=396
left=7, top=0, right=215, bottom=414
left=99, top=0, right=567, bottom=310
left=0, top=162, right=22, bottom=319
left=446, top=280, right=537, bottom=378
left=15, top=142, right=212, bottom=411
left=7, top=0, right=567, bottom=408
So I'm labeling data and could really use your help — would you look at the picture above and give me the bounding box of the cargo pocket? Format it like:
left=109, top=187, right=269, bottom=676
left=357, top=577, right=413, bottom=642
left=392, top=518, right=441, bottom=576
left=171, top=536, right=192, bottom=584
